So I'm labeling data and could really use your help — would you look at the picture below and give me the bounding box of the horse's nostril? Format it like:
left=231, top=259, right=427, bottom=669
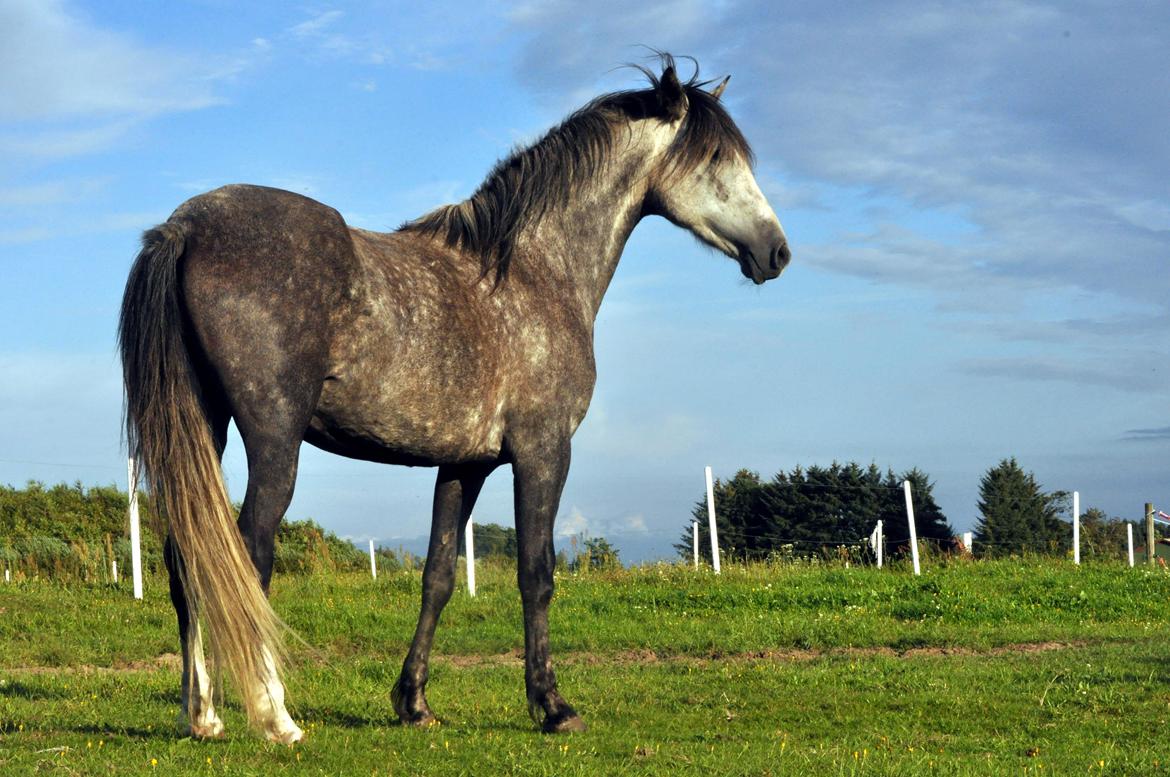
left=770, top=241, right=791, bottom=271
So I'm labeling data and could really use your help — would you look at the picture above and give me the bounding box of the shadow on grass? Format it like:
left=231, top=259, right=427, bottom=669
left=0, top=681, right=69, bottom=700
left=1125, top=655, right=1170, bottom=685
left=291, top=704, right=540, bottom=735
left=63, top=723, right=192, bottom=741
left=293, top=704, right=410, bottom=729
left=148, top=689, right=182, bottom=705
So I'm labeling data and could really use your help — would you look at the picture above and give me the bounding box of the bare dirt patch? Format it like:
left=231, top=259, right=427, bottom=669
left=433, top=640, right=1094, bottom=669
left=7, top=653, right=181, bottom=675
left=5, top=642, right=1094, bottom=676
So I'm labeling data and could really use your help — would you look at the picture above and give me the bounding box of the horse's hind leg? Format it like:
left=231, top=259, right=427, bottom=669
left=164, top=410, right=228, bottom=738
left=165, top=538, right=225, bottom=738
left=394, top=463, right=491, bottom=725
left=233, top=420, right=313, bottom=744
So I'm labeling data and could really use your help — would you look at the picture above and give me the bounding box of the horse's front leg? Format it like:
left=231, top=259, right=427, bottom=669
left=513, top=438, right=586, bottom=733
left=394, top=463, right=490, bottom=725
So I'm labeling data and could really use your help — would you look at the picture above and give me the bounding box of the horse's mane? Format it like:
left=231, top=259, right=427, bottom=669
left=398, top=54, right=754, bottom=282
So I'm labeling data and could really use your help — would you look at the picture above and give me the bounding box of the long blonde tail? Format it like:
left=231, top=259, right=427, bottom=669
left=118, top=221, right=286, bottom=724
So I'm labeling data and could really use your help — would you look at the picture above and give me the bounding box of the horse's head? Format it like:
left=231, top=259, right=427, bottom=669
left=644, top=65, right=789, bottom=285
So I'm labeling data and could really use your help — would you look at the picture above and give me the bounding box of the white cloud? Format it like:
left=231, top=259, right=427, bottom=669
left=289, top=10, right=344, bottom=39
left=555, top=506, right=650, bottom=540
left=0, top=178, right=109, bottom=208
left=285, top=9, right=392, bottom=65
left=958, top=356, right=1162, bottom=394
left=0, top=120, right=139, bottom=160
left=0, top=0, right=220, bottom=121
left=0, top=226, right=52, bottom=245
left=557, top=506, right=590, bottom=538
left=622, top=514, right=648, bottom=533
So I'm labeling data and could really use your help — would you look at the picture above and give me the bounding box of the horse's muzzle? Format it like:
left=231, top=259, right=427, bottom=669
left=742, top=239, right=790, bottom=285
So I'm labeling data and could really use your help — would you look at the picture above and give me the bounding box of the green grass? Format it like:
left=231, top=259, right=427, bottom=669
left=2, top=559, right=1169, bottom=774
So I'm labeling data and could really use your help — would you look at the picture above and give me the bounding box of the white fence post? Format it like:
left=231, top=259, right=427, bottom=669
left=1127, top=523, right=1135, bottom=567
left=127, top=457, right=143, bottom=600
left=1072, top=490, right=1080, bottom=565
left=112, top=559, right=119, bottom=584
left=903, top=480, right=921, bottom=576
left=369, top=539, right=377, bottom=580
left=704, top=466, right=721, bottom=574
left=692, top=521, right=699, bottom=569
left=4, top=568, right=9, bottom=583
left=869, top=519, right=884, bottom=569
left=465, top=514, right=476, bottom=597
left=961, top=531, right=973, bottom=554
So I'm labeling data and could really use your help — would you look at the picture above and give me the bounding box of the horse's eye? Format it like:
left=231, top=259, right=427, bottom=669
left=711, top=147, right=722, bottom=164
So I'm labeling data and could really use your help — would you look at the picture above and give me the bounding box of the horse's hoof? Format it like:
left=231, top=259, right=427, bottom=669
left=264, top=723, right=305, bottom=745
left=189, top=720, right=226, bottom=739
left=400, top=711, right=440, bottom=728
left=542, top=712, right=587, bottom=734
left=180, top=711, right=226, bottom=740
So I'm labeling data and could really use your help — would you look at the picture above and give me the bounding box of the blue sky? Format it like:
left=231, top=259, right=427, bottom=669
left=2, top=1, right=1167, bottom=561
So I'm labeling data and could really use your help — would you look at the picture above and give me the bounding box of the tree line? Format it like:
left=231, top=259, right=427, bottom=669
left=676, top=463, right=953, bottom=562
left=0, top=481, right=615, bottom=579
left=0, top=481, right=414, bottom=580
left=677, top=458, right=1143, bottom=561
left=461, top=522, right=620, bottom=571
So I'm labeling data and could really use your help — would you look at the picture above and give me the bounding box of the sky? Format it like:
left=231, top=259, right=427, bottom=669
left=1, top=0, right=1167, bottom=562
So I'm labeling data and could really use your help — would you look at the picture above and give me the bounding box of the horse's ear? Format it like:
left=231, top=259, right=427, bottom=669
left=711, top=75, right=730, bottom=101
left=657, top=65, right=688, bottom=120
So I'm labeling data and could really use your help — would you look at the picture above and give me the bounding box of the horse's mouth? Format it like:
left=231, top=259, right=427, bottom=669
left=739, top=250, right=767, bottom=285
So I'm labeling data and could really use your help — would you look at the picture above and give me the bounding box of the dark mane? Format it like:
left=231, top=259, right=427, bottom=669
left=398, top=55, right=753, bottom=282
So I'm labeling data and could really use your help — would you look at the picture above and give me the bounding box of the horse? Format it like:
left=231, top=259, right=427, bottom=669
left=118, top=55, right=789, bottom=743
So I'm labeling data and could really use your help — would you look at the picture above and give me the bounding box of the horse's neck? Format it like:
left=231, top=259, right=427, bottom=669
left=516, top=125, right=663, bottom=323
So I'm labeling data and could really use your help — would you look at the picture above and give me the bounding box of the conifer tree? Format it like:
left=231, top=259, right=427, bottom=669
left=973, top=458, right=1066, bottom=556
left=677, top=462, right=953, bottom=561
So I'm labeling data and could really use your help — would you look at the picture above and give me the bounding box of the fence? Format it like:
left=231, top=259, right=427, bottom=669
left=0, top=460, right=1162, bottom=592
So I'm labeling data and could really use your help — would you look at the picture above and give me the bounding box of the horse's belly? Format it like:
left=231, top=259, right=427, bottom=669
left=308, top=380, right=506, bottom=466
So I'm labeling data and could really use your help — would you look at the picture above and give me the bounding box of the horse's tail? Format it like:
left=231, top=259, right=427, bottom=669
left=118, top=220, right=286, bottom=724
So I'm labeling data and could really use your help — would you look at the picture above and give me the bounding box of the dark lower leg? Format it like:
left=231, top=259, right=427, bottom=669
left=394, top=464, right=487, bottom=724
left=236, top=445, right=301, bottom=592
left=514, top=445, right=585, bottom=733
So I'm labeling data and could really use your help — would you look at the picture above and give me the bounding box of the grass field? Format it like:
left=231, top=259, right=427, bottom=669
left=2, top=558, right=1169, bottom=775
